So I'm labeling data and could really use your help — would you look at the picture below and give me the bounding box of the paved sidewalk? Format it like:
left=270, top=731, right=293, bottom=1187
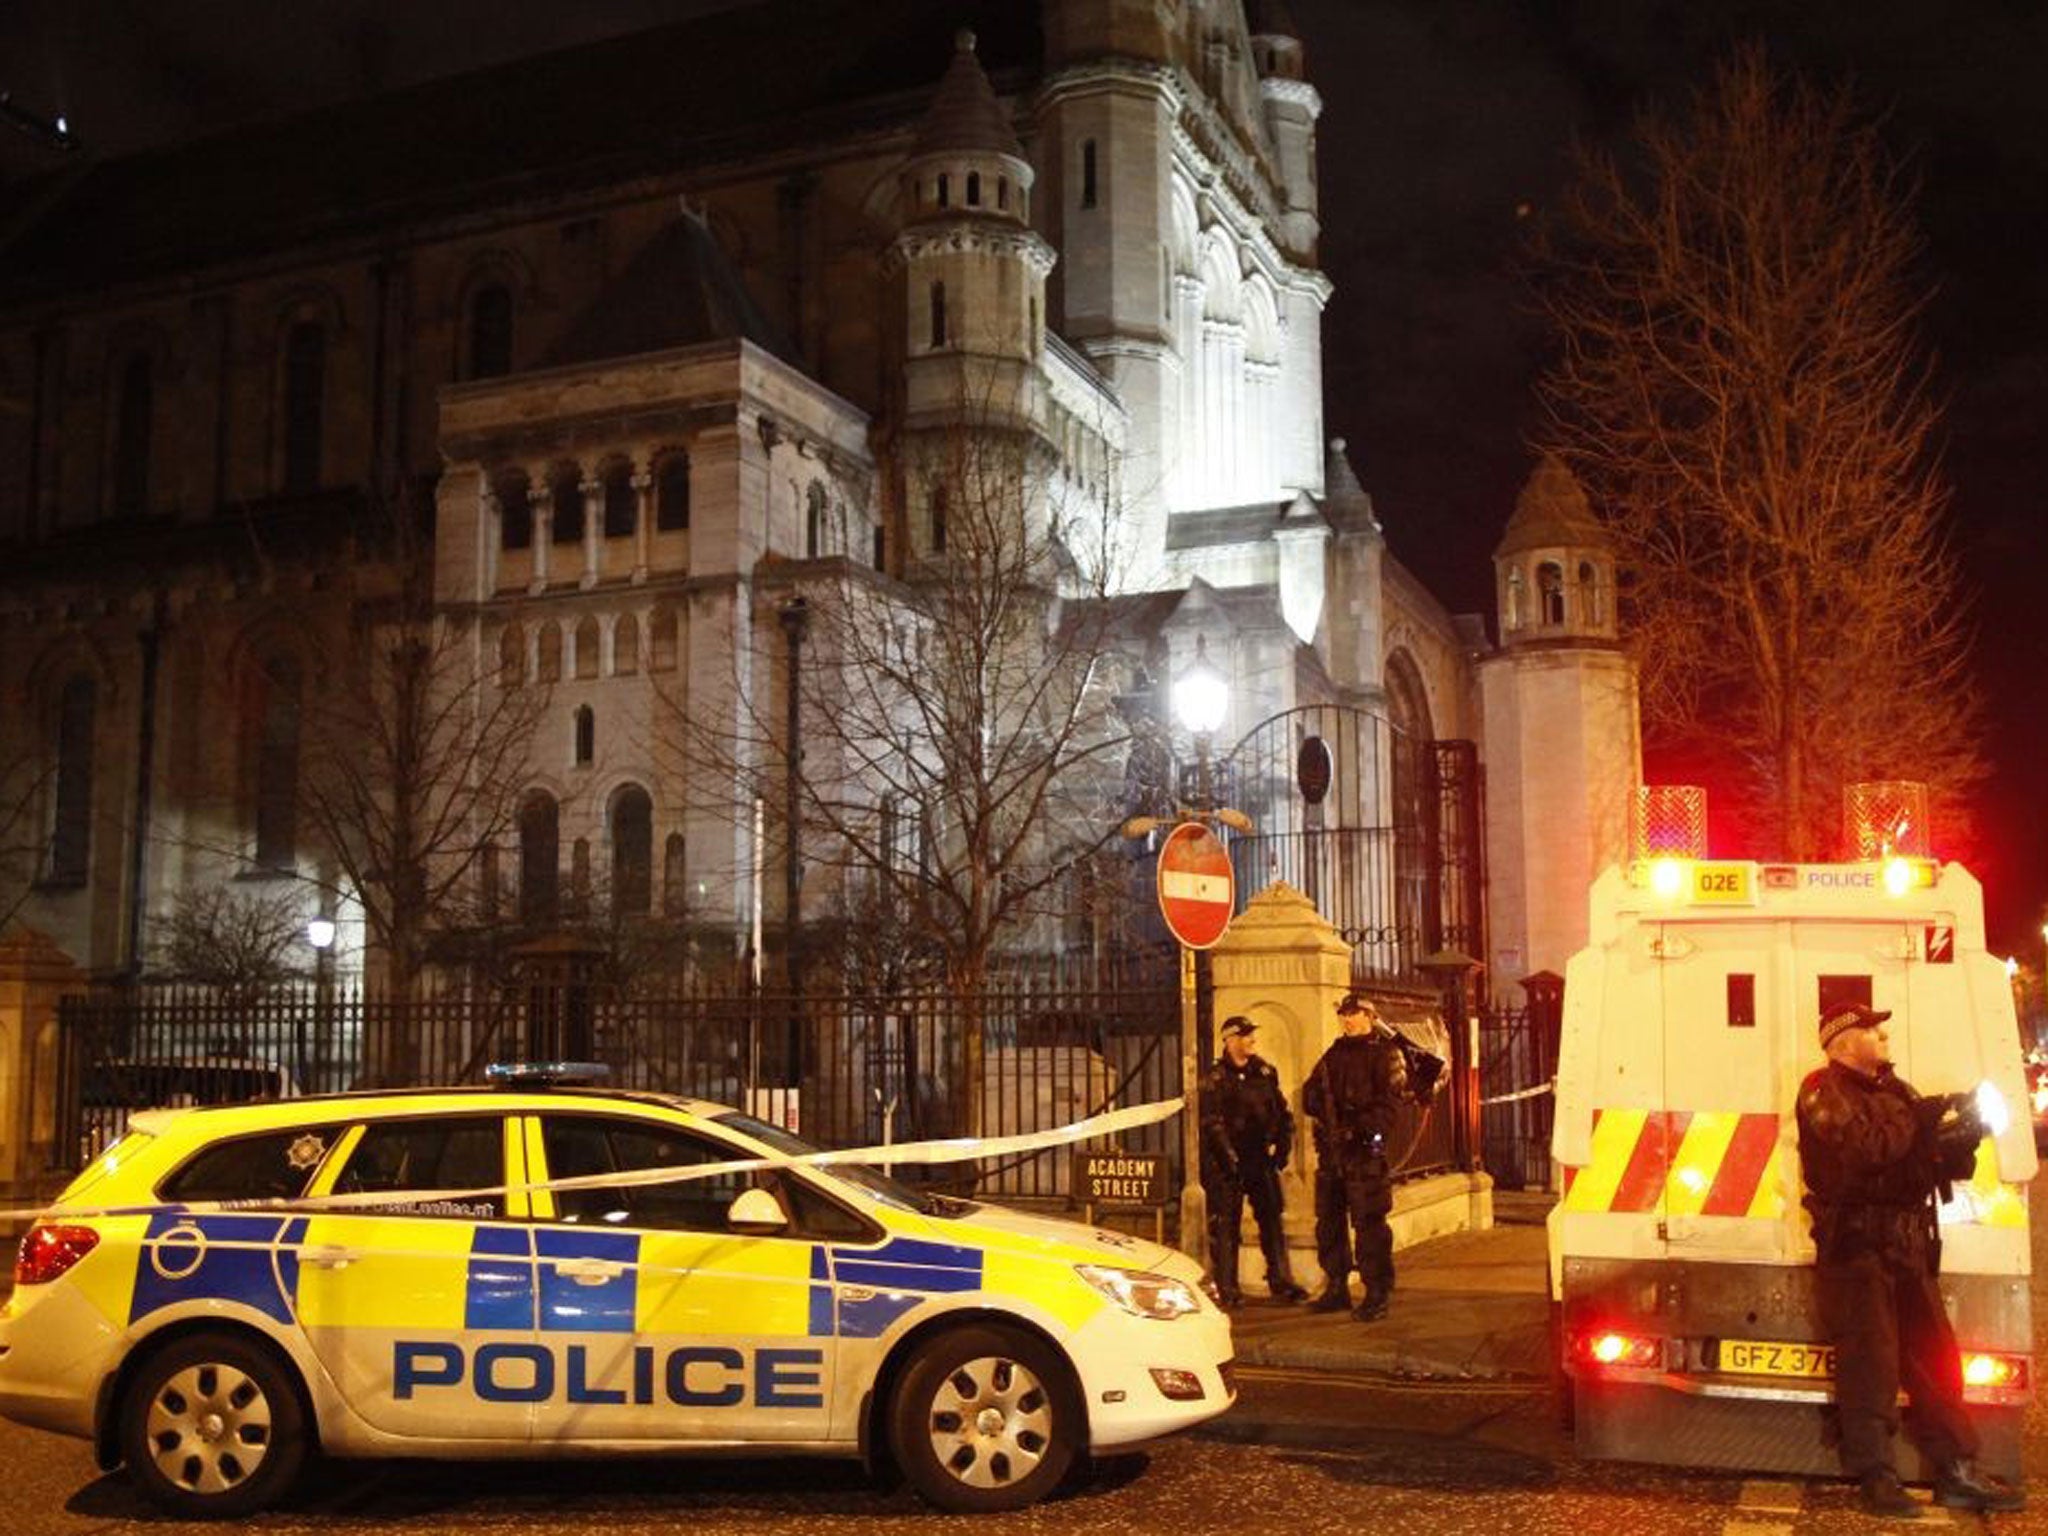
left=1225, top=1193, right=1554, bottom=1382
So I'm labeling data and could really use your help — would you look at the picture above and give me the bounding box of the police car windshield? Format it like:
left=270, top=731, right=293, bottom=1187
left=710, top=1110, right=941, bottom=1214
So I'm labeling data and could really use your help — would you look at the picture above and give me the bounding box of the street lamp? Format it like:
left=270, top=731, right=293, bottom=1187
left=305, top=917, right=336, bottom=1094
left=1170, top=635, right=1229, bottom=1270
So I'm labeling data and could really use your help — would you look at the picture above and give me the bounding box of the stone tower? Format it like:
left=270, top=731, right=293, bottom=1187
left=1477, top=455, right=1642, bottom=986
left=889, top=30, right=1056, bottom=559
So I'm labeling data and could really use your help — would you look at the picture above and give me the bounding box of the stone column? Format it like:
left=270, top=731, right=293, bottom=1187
left=579, top=473, right=602, bottom=589
left=0, top=927, right=87, bottom=1201
left=631, top=464, right=652, bottom=584
left=530, top=477, right=554, bottom=593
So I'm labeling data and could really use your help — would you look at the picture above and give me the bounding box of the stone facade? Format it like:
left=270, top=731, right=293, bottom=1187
left=0, top=2, right=1619, bottom=995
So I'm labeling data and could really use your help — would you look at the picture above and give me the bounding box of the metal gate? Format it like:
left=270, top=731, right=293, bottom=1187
left=1478, top=982, right=1561, bottom=1190
left=1219, top=704, right=1484, bottom=983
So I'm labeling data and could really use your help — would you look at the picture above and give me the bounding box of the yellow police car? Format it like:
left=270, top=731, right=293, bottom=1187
left=0, top=1070, right=1233, bottom=1516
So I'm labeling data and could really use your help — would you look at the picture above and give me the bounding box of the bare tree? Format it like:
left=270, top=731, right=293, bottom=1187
left=671, top=408, right=1137, bottom=1126
left=297, top=489, right=548, bottom=1070
left=1530, top=47, right=1985, bottom=858
left=154, top=885, right=308, bottom=1007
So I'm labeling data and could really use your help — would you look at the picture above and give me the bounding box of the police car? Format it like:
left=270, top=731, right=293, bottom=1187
left=0, top=1070, right=1233, bottom=1516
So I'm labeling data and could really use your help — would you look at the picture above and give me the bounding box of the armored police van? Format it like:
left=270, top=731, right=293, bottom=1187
left=1550, top=852, right=2035, bottom=1478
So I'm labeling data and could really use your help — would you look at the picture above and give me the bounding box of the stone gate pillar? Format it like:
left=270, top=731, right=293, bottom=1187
left=0, top=927, right=87, bottom=1201
left=1209, top=882, right=1351, bottom=1283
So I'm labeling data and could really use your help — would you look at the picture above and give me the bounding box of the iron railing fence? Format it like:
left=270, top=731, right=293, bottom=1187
left=50, top=968, right=1185, bottom=1205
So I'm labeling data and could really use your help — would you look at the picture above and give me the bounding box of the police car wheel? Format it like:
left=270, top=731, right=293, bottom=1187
left=889, top=1325, right=1078, bottom=1513
left=118, top=1332, right=307, bottom=1518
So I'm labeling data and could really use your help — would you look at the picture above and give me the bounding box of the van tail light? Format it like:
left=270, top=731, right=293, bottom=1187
left=15, top=1224, right=100, bottom=1287
left=1961, top=1351, right=2028, bottom=1392
left=1570, top=1329, right=1662, bottom=1369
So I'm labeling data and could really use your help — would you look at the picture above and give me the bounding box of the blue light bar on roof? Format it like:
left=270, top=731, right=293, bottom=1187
left=484, top=1061, right=612, bottom=1088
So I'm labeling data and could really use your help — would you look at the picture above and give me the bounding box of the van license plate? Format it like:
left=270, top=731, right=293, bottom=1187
left=1720, top=1339, right=1835, bottom=1378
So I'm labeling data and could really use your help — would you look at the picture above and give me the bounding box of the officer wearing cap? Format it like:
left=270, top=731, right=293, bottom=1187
left=1796, top=1000, right=2024, bottom=1517
left=1301, top=991, right=1427, bottom=1321
left=1200, top=1015, right=1308, bottom=1309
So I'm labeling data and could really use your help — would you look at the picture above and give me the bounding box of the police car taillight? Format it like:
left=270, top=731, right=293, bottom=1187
left=1571, top=1329, right=1662, bottom=1369
left=15, top=1224, right=99, bottom=1286
left=1961, top=1351, right=2028, bottom=1391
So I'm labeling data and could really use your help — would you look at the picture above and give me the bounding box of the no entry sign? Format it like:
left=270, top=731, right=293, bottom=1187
left=1157, top=821, right=1234, bottom=949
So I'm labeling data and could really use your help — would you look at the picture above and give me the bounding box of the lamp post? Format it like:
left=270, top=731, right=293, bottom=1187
left=778, top=595, right=810, bottom=1089
left=1169, top=636, right=1229, bottom=1269
left=305, top=916, right=336, bottom=1094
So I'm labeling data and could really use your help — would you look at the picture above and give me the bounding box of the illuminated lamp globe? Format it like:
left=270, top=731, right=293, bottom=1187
left=306, top=918, right=337, bottom=951
left=1173, top=636, right=1228, bottom=737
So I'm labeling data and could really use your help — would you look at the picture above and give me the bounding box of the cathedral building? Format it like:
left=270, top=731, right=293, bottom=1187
left=0, top=0, right=1636, bottom=999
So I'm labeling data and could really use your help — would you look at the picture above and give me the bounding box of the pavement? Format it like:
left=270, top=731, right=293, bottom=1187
left=1225, top=1190, right=1555, bottom=1382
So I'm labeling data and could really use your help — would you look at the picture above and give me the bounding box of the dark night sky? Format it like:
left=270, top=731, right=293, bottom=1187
left=4, top=0, right=2044, bottom=950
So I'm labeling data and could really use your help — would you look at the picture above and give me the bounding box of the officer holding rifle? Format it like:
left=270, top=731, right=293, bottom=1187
left=1795, top=1001, right=2025, bottom=1519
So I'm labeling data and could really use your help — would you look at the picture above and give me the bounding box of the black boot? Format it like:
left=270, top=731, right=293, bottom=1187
left=1307, top=1286, right=1350, bottom=1313
left=1935, top=1460, right=2025, bottom=1512
left=1857, top=1470, right=1923, bottom=1520
left=1352, top=1288, right=1390, bottom=1322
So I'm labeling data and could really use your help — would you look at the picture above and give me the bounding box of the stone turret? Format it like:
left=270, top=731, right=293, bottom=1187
left=1246, top=0, right=1322, bottom=259
left=1493, top=454, right=1618, bottom=645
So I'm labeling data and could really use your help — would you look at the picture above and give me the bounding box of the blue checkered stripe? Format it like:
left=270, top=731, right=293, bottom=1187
left=129, top=1212, right=310, bottom=1325
left=456, top=1228, right=984, bottom=1339
left=815, top=1237, right=984, bottom=1338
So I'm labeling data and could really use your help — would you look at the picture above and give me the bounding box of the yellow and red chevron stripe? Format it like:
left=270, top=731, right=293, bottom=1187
left=1561, top=1109, right=1786, bottom=1218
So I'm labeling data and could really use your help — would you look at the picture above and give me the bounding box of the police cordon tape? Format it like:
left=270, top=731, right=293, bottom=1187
left=1478, top=1079, right=1554, bottom=1107
left=10, top=1095, right=1187, bottom=1228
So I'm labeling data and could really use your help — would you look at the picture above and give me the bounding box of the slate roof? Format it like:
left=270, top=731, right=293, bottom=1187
left=540, top=209, right=798, bottom=368
left=0, top=0, right=1041, bottom=305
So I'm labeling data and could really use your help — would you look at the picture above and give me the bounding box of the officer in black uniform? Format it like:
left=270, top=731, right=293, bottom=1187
left=1301, top=992, right=1430, bottom=1321
left=1796, top=1000, right=2024, bottom=1518
left=1200, top=1016, right=1308, bottom=1308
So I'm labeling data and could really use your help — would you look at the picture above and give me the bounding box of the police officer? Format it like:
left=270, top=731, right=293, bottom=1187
left=1796, top=1001, right=2024, bottom=1518
left=1301, top=992, right=1425, bottom=1321
left=1201, top=1016, right=1308, bottom=1308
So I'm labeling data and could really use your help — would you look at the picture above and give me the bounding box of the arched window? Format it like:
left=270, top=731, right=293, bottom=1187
left=1578, top=560, right=1602, bottom=625
left=649, top=608, right=679, bottom=672
left=602, top=460, right=635, bottom=540
left=49, top=674, right=95, bottom=885
left=252, top=652, right=302, bottom=870
left=930, top=485, right=948, bottom=554
left=282, top=321, right=325, bottom=493
left=112, top=353, right=152, bottom=517
left=518, top=791, right=560, bottom=926
left=498, top=623, right=524, bottom=687
left=574, top=705, right=595, bottom=766
left=613, top=613, right=639, bottom=676
left=537, top=622, right=562, bottom=682
left=929, top=282, right=947, bottom=348
left=937, top=172, right=950, bottom=208
left=663, top=831, right=687, bottom=916
left=550, top=465, right=584, bottom=546
left=873, top=522, right=887, bottom=571
left=468, top=283, right=514, bottom=379
left=1538, top=561, right=1566, bottom=625
left=498, top=473, right=533, bottom=551
left=966, top=170, right=981, bottom=206
left=656, top=453, right=690, bottom=531
left=1081, top=139, right=1098, bottom=209
left=574, top=617, right=600, bottom=680
left=805, top=481, right=828, bottom=558
left=997, top=177, right=1010, bottom=211
left=610, top=784, right=653, bottom=916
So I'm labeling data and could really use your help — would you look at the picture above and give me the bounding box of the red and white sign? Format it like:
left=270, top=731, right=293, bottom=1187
left=1157, top=821, right=1235, bottom=950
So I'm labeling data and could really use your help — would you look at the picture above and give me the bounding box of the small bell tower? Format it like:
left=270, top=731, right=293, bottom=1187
left=1478, top=456, right=1641, bottom=983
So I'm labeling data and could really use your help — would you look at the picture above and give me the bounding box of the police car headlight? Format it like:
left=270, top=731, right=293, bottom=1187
left=1075, top=1263, right=1201, bottom=1319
